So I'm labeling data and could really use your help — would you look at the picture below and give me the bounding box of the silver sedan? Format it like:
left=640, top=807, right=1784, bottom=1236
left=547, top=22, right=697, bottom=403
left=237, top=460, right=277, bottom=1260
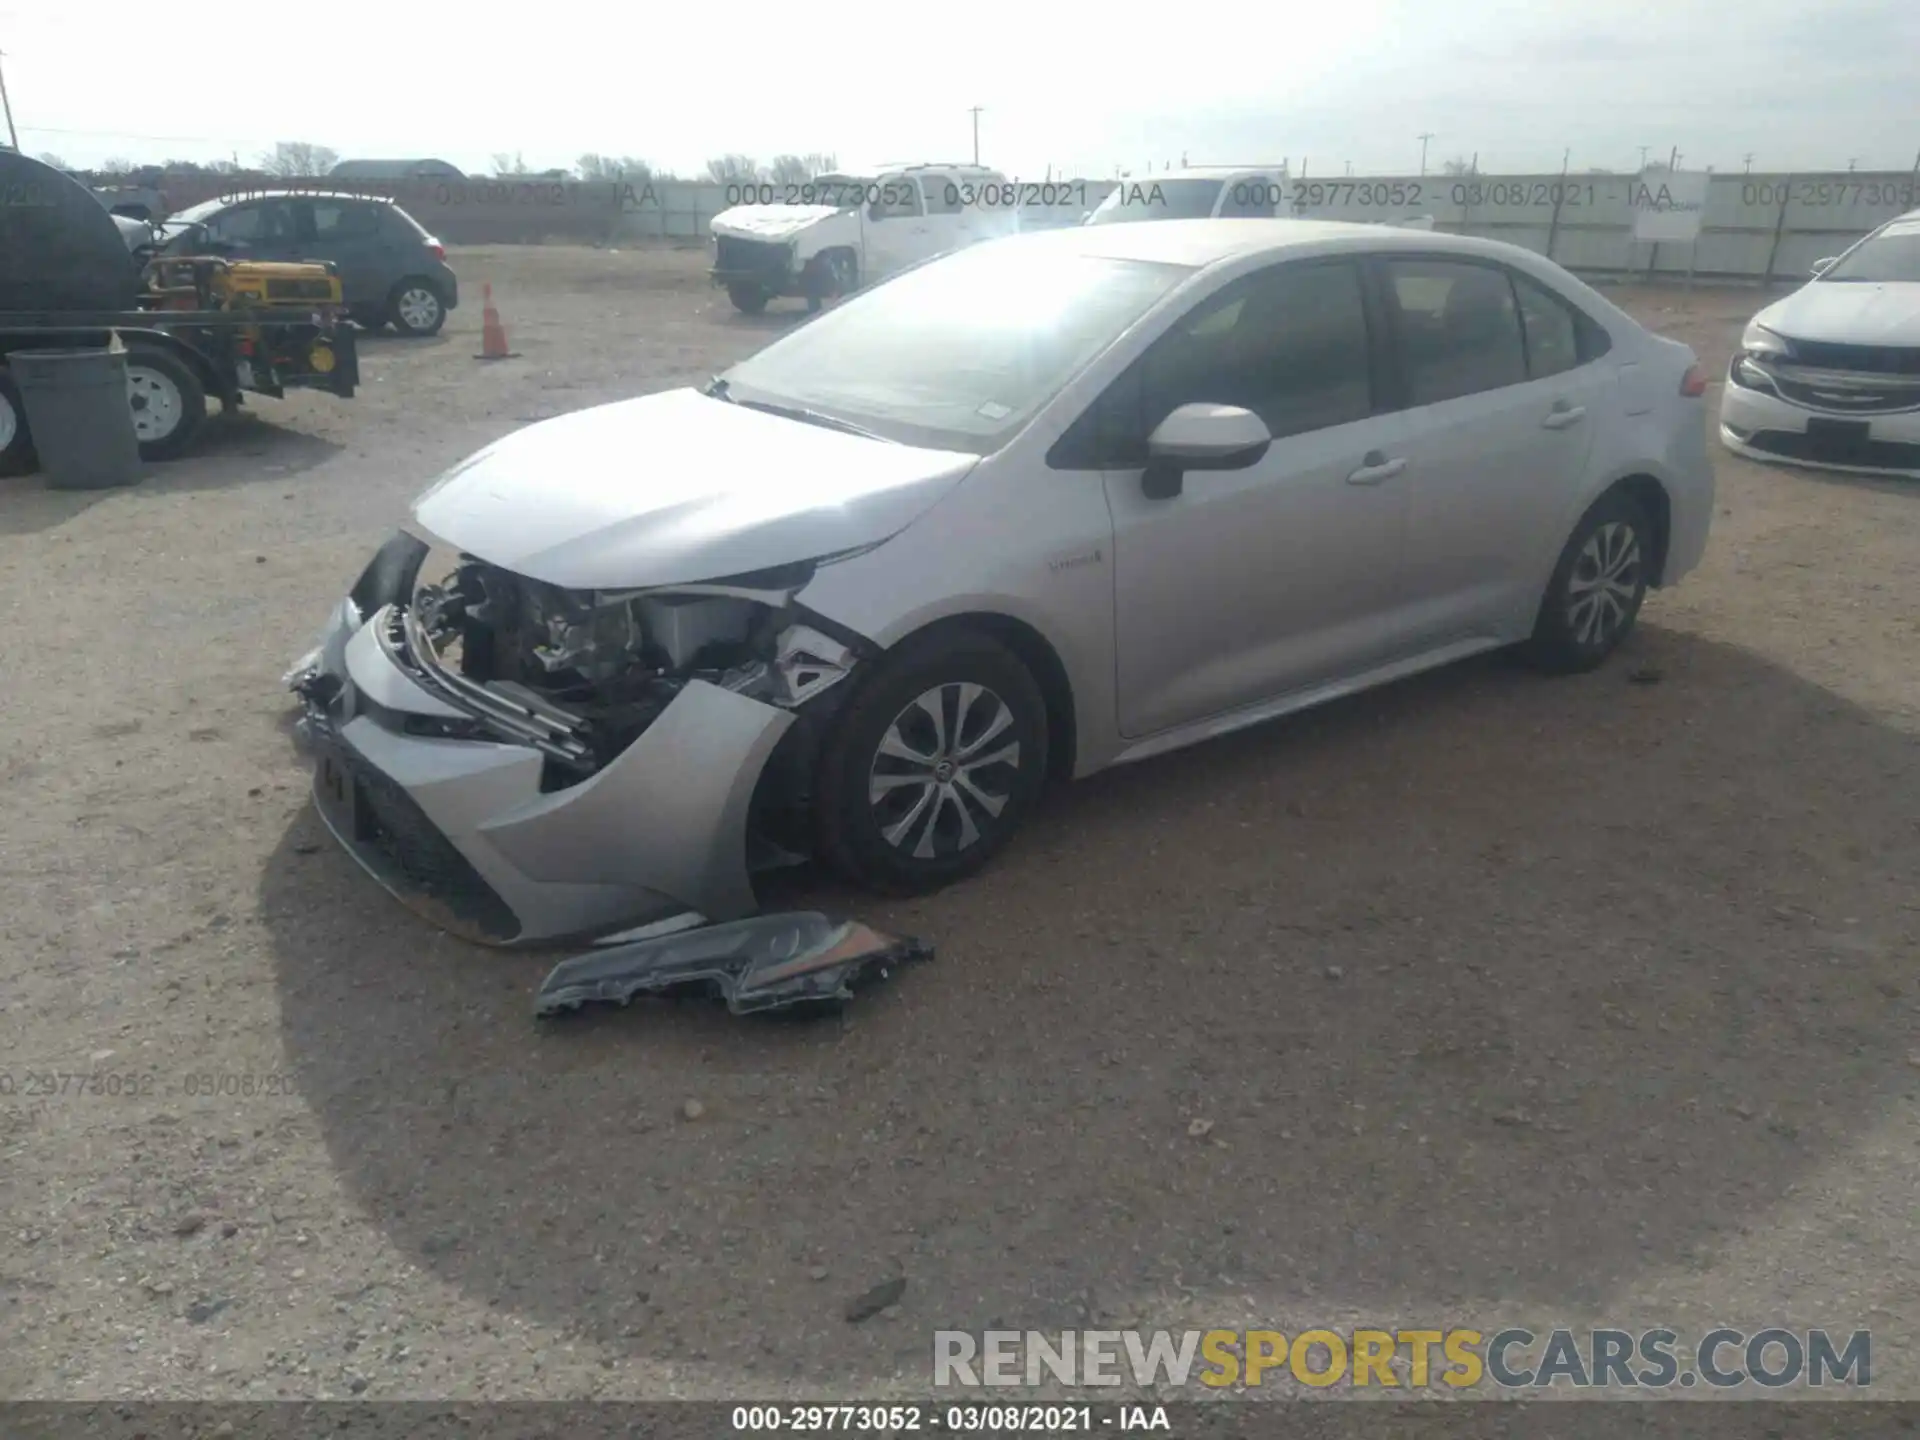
left=288, top=220, right=1715, bottom=945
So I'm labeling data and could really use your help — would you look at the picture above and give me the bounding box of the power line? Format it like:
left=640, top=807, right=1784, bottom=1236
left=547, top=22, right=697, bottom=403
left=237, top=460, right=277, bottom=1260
left=18, top=122, right=238, bottom=143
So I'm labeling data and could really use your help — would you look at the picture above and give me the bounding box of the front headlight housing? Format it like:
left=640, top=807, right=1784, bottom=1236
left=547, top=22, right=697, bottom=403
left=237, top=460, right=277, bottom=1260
left=1740, top=320, right=1793, bottom=359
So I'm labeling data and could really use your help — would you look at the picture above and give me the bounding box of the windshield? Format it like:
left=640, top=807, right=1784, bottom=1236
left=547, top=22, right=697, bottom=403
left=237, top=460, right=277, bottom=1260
left=1086, top=178, right=1225, bottom=225
left=1821, top=220, right=1920, bottom=282
left=718, top=243, right=1191, bottom=452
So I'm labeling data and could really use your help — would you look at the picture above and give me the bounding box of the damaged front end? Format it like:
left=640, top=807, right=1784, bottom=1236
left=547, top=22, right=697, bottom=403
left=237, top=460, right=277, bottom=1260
left=287, top=530, right=871, bottom=946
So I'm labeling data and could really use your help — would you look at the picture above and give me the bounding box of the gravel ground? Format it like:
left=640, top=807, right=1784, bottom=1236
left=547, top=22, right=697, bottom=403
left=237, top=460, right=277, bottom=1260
left=2, top=246, right=1917, bottom=1405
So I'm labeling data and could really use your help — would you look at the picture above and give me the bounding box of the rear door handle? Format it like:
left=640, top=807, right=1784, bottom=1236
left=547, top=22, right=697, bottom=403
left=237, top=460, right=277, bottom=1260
left=1346, top=452, right=1406, bottom=485
left=1543, top=403, right=1587, bottom=430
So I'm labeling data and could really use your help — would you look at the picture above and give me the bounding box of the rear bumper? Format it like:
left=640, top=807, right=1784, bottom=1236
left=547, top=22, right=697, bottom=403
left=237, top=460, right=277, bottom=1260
left=288, top=542, right=795, bottom=947
left=1719, top=363, right=1920, bottom=477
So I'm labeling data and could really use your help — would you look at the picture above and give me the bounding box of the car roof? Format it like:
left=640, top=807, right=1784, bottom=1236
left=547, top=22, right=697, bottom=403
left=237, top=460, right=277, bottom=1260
left=1004, top=217, right=1523, bottom=269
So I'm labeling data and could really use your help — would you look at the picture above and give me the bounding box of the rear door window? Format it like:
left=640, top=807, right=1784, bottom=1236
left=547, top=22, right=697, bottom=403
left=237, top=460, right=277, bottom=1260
left=311, top=201, right=383, bottom=239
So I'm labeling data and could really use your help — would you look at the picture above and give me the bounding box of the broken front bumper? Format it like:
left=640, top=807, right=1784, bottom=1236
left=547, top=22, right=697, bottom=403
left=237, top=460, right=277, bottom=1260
left=287, top=540, right=796, bottom=947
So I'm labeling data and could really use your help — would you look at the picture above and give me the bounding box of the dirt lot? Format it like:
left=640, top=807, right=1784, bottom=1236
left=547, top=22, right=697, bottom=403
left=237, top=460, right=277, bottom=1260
left=2, top=244, right=1917, bottom=1405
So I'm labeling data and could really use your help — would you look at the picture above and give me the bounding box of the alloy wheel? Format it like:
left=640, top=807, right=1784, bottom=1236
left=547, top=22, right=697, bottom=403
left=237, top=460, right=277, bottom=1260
left=1566, top=520, right=1642, bottom=648
left=868, top=682, right=1022, bottom=859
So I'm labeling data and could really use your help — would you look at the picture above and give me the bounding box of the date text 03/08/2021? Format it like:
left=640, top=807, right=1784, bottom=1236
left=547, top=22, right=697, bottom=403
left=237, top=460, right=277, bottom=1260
left=730, top=1405, right=1167, bottom=1432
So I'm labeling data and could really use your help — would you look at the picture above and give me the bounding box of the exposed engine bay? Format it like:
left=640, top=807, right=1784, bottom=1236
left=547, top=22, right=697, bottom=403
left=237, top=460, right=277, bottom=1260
left=389, top=553, right=863, bottom=792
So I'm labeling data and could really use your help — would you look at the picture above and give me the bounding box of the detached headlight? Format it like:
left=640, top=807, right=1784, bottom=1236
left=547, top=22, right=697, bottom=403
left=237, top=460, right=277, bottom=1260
left=1740, top=321, right=1793, bottom=359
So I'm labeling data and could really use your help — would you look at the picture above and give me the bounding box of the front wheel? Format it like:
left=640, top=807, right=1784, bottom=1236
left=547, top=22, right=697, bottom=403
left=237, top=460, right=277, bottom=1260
left=727, top=282, right=769, bottom=315
left=803, top=251, right=857, bottom=314
left=813, top=630, right=1049, bottom=894
left=1522, top=489, right=1653, bottom=673
left=124, top=346, right=208, bottom=462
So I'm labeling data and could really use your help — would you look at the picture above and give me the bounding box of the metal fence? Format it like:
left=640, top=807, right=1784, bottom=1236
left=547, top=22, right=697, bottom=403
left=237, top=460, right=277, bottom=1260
left=128, top=168, right=1920, bottom=281
left=1271, top=170, right=1920, bottom=282
left=611, top=170, right=1918, bottom=281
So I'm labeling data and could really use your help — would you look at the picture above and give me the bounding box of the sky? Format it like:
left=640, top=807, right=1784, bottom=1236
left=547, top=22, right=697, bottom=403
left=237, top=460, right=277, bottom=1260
left=6, top=0, right=1916, bottom=179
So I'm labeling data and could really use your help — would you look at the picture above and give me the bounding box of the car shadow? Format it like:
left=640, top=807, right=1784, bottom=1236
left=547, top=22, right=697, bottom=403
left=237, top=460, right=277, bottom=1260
left=356, top=328, right=454, bottom=353
left=138, top=412, right=344, bottom=494
left=1722, top=447, right=1920, bottom=501
left=0, top=415, right=342, bottom=533
left=259, top=624, right=1920, bottom=1387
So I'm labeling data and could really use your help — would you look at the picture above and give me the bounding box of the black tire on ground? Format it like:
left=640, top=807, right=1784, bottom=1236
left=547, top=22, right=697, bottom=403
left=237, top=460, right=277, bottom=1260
left=803, top=251, right=857, bottom=314
left=388, top=279, right=447, bottom=337
left=1521, top=487, right=1655, bottom=674
left=0, top=368, right=38, bottom=476
left=813, top=628, right=1049, bottom=895
left=123, top=345, right=208, bottom=462
left=728, top=282, right=769, bottom=315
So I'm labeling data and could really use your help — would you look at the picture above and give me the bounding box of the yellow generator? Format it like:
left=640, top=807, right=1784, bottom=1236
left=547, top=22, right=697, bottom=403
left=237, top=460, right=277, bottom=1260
left=144, top=256, right=344, bottom=313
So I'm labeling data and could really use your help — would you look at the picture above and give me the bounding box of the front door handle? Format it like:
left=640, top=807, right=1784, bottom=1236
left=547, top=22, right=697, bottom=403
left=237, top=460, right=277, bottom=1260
left=1346, top=451, right=1406, bottom=485
left=1543, top=403, right=1587, bottom=430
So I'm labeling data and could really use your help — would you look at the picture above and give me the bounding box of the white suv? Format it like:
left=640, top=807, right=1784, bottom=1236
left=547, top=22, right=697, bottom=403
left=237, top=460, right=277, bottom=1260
left=710, top=164, right=1018, bottom=314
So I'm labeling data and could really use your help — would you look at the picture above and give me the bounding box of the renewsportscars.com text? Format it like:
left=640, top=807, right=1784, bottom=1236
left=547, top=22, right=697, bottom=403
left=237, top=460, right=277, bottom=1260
left=933, top=1327, right=1871, bottom=1390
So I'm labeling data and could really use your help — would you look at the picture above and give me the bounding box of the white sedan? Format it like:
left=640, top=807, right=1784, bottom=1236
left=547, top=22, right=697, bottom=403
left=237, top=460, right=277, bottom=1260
left=1721, top=209, right=1920, bottom=477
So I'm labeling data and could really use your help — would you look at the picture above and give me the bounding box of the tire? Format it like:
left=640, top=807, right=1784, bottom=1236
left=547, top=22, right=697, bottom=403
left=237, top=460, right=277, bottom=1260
left=0, top=368, right=37, bottom=476
left=353, top=306, right=388, bottom=333
left=388, top=279, right=447, bottom=337
left=1521, top=488, right=1654, bottom=673
left=124, top=345, right=207, bottom=462
left=728, top=282, right=769, bottom=315
left=813, top=629, right=1049, bottom=894
left=803, top=251, right=857, bottom=314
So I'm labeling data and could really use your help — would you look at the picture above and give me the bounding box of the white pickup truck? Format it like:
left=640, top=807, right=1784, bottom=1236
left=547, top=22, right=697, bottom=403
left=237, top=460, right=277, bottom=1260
left=709, top=163, right=1020, bottom=314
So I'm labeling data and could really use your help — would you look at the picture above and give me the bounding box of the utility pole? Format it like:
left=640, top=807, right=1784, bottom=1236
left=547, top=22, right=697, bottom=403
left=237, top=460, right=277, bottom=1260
left=967, top=106, right=983, bottom=166
left=1638, top=145, right=1651, bottom=171
left=1743, top=152, right=1754, bottom=173
left=0, top=51, right=18, bottom=151
left=1417, top=132, right=1434, bottom=175
left=1847, top=157, right=1859, bottom=172
left=1667, top=146, right=1679, bottom=171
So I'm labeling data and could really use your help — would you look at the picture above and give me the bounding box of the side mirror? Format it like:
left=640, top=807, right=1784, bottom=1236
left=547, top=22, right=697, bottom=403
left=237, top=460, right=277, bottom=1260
left=1141, top=403, right=1271, bottom=499
left=1811, top=256, right=1839, bottom=277
left=867, top=202, right=887, bottom=223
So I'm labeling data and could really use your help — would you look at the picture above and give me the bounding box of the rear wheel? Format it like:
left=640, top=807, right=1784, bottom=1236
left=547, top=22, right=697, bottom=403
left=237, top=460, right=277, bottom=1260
left=727, top=282, right=769, bottom=315
left=814, top=629, right=1049, bottom=894
left=0, top=369, right=37, bottom=476
left=389, top=280, right=447, bottom=337
left=124, top=346, right=207, bottom=462
left=1522, top=488, right=1653, bottom=673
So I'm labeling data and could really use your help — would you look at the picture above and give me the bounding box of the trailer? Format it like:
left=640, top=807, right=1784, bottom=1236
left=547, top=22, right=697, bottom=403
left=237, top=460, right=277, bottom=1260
left=0, top=151, right=357, bottom=475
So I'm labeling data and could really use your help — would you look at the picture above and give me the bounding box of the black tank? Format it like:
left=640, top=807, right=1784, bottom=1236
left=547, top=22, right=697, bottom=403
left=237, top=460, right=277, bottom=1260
left=0, top=151, right=142, bottom=312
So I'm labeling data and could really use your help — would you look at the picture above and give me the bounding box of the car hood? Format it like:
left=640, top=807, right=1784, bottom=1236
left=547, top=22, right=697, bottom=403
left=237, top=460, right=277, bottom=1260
left=1757, top=281, right=1920, bottom=347
left=710, top=204, right=849, bottom=242
left=410, top=387, right=977, bottom=590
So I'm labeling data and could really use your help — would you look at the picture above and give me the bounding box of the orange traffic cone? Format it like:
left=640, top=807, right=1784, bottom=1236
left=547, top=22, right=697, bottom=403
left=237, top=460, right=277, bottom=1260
left=474, top=282, right=519, bottom=360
